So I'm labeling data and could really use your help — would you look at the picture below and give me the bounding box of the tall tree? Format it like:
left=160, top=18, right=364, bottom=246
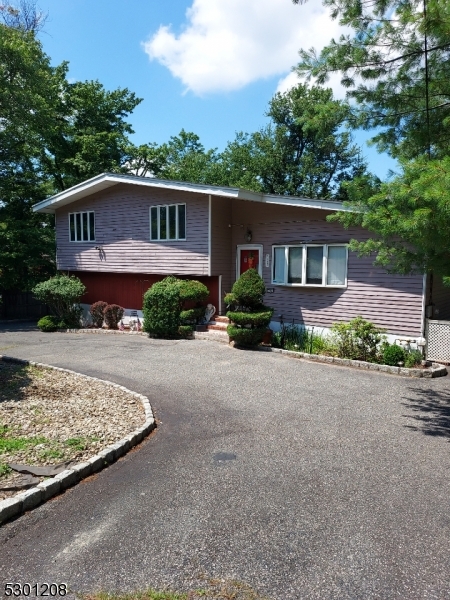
left=0, top=23, right=141, bottom=290
left=218, top=84, right=368, bottom=199
left=294, top=0, right=450, bottom=160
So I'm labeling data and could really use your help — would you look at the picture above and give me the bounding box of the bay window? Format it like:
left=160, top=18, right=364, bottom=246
left=272, top=244, right=347, bottom=287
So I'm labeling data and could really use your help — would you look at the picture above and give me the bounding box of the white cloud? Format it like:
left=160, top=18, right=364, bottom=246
left=276, top=70, right=348, bottom=100
left=143, top=0, right=347, bottom=96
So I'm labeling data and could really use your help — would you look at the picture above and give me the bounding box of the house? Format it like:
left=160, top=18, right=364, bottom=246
left=33, top=172, right=441, bottom=342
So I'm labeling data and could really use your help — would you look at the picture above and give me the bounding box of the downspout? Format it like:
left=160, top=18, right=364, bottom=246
left=421, top=273, right=427, bottom=337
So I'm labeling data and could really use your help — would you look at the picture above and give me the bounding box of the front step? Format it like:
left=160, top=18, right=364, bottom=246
left=214, top=315, right=229, bottom=324
left=207, top=314, right=229, bottom=332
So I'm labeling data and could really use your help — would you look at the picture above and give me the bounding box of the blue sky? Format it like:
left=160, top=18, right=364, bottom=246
left=36, top=0, right=398, bottom=180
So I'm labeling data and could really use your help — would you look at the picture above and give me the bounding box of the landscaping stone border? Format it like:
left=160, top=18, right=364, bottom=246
left=257, top=347, right=447, bottom=378
left=0, top=355, right=156, bottom=526
left=63, top=328, right=447, bottom=377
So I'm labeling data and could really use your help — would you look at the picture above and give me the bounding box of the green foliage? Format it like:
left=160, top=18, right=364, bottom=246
left=230, top=269, right=265, bottom=309
left=37, top=315, right=59, bottom=332
left=331, top=316, right=385, bottom=362
left=382, top=343, right=406, bottom=366
left=227, top=308, right=273, bottom=328
left=103, top=304, right=124, bottom=330
left=224, top=293, right=237, bottom=309
left=217, top=84, right=368, bottom=199
left=143, top=276, right=182, bottom=338
left=90, top=301, right=107, bottom=328
left=272, top=324, right=335, bottom=355
left=0, top=24, right=141, bottom=292
left=405, top=349, right=423, bottom=368
left=227, top=325, right=268, bottom=347
left=295, top=0, right=450, bottom=161
left=179, top=308, right=205, bottom=324
left=331, top=157, right=450, bottom=284
left=226, top=270, right=273, bottom=347
left=0, top=461, right=11, bottom=478
left=178, top=279, right=209, bottom=303
left=143, top=276, right=210, bottom=337
left=178, top=325, right=194, bottom=338
left=32, top=274, right=85, bottom=328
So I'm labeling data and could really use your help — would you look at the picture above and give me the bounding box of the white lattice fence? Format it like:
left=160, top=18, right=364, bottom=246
left=426, top=319, right=450, bottom=363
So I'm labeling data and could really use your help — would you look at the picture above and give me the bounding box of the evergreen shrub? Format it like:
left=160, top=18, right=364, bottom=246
left=32, top=274, right=85, bottom=328
left=103, top=304, right=124, bottom=329
left=382, top=343, right=405, bottom=366
left=37, top=315, right=59, bottom=332
left=226, top=269, right=273, bottom=347
left=90, top=301, right=108, bottom=328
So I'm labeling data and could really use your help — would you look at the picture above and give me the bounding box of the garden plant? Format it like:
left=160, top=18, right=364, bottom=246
left=32, top=274, right=85, bottom=328
left=103, top=304, right=125, bottom=329
left=225, top=269, right=273, bottom=347
left=143, top=277, right=208, bottom=338
left=90, top=301, right=108, bottom=328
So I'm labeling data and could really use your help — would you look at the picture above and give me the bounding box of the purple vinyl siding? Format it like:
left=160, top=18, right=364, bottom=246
left=231, top=199, right=424, bottom=336
left=210, top=196, right=232, bottom=299
left=56, top=183, right=209, bottom=275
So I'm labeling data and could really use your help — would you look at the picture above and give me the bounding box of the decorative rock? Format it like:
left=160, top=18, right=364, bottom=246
left=0, top=474, right=40, bottom=491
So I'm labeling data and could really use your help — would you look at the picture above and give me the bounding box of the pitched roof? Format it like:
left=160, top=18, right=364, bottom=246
left=32, top=172, right=348, bottom=214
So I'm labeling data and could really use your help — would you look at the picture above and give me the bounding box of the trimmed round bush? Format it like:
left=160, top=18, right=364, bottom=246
left=382, top=343, right=405, bottom=366
left=180, top=307, right=205, bottom=324
left=227, top=325, right=267, bottom=347
left=103, top=304, right=124, bottom=329
left=32, top=274, right=85, bottom=328
left=227, top=307, right=273, bottom=328
left=37, top=315, right=59, bottom=332
left=178, top=280, right=209, bottom=303
left=230, top=269, right=265, bottom=308
left=143, top=276, right=181, bottom=338
left=178, top=325, right=194, bottom=338
left=90, top=301, right=107, bottom=328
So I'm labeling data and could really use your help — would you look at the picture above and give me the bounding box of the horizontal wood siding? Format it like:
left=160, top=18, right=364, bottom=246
left=73, top=272, right=220, bottom=311
left=210, top=196, right=232, bottom=305
left=231, top=199, right=424, bottom=336
left=56, top=184, right=209, bottom=275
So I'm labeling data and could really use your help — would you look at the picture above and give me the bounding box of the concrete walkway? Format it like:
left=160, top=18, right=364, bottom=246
left=0, top=326, right=449, bottom=599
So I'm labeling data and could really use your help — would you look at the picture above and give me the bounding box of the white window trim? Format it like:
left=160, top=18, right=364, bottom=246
left=271, top=243, right=348, bottom=288
left=149, top=203, right=186, bottom=242
left=236, top=244, right=264, bottom=279
left=69, top=211, right=95, bottom=242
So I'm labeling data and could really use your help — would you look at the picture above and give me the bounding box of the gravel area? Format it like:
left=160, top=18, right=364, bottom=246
left=0, top=361, right=145, bottom=499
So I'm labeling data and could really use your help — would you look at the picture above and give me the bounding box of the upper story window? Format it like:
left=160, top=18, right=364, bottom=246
left=150, top=204, right=186, bottom=241
left=69, top=211, right=95, bottom=242
left=272, top=244, right=348, bottom=287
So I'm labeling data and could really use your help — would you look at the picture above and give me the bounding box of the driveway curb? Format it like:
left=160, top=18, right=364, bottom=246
left=0, top=355, right=156, bottom=526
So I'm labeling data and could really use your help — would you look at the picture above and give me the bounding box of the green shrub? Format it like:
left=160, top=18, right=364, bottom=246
left=331, top=316, right=385, bottom=362
left=230, top=269, right=265, bottom=309
left=178, top=280, right=209, bottom=303
left=103, top=304, right=124, bottom=329
left=33, top=274, right=85, bottom=328
left=226, top=307, right=273, bottom=328
left=143, top=277, right=210, bottom=337
left=143, top=276, right=181, bottom=338
left=90, top=301, right=108, bottom=328
left=224, top=292, right=237, bottom=309
left=178, top=325, right=194, bottom=338
left=405, top=349, right=423, bottom=368
left=272, top=323, right=336, bottom=355
left=37, top=315, right=59, bottom=332
left=382, top=343, right=405, bottom=366
left=180, top=307, right=205, bottom=324
left=227, top=325, right=267, bottom=347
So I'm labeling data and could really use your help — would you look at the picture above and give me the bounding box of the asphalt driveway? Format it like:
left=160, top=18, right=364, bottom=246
left=0, top=325, right=449, bottom=600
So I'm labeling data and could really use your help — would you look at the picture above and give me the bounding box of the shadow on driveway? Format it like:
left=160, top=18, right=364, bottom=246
left=0, top=321, right=39, bottom=333
left=402, top=386, right=450, bottom=438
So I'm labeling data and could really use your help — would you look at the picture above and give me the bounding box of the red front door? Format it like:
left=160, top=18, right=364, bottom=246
left=239, top=248, right=260, bottom=277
